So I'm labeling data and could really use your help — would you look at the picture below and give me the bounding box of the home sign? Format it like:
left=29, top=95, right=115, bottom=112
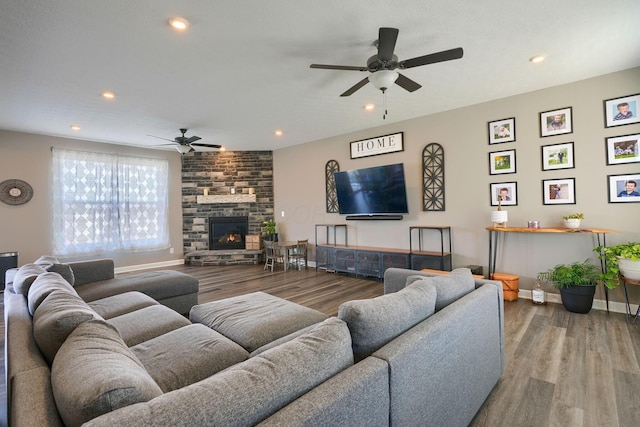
left=350, top=132, right=404, bottom=159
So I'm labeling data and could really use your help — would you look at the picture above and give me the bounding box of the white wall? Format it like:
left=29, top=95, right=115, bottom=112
left=273, top=67, right=640, bottom=304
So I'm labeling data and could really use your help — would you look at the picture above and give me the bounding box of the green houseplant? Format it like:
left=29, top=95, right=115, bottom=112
left=263, top=219, right=277, bottom=241
left=594, top=242, right=640, bottom=288
left=537, top=259, right=600, bottom=313
left=562, top=213, right=583, bottom=229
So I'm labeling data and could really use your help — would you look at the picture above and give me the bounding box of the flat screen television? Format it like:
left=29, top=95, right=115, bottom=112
left=334, top=163, right=409, bottom=219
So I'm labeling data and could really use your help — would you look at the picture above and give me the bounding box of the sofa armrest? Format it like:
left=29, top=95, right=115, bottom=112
left=68, top=259, right=115, bottom=286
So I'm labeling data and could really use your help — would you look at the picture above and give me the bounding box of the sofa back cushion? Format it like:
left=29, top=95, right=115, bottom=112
left=12, top=263, right=47, bottom=295
left=338, top=280, right=437, bottom=361
left=51, top=319, right=162, bottom=427
left=33, top=290, right=103, bottom=364
left=27, top=272, right=78, bottom=316
left=406, top=268, right=476, bottom=311
left=45, top=263, right=75, bottom=286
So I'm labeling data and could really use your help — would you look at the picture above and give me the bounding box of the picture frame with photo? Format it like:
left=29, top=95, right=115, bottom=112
left=490, top=182, right=517, bottom=206
left=489, top=149, right=516, bottom=175
left=606, top=133, right=640, bottom=165
left=540, top=107, right=573, bottom=137
left=607, top=173, right=640, bottom=203
left=542, top=178, right=575, bottom=205
left=604, top=93, right=640, bottom=128
left=541, top=142, right=574, bottom=170
left=488, top=117, right=516, bottom=144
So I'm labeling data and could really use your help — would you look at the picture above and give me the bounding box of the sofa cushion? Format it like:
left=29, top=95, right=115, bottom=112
left=51, top=319, right=163, bottom=427
left=88, top=291, right=159, bottom=319
left=107, top=305, right=191, bottom=347
left=27, top=272, right=78, bottom=316
left=45, top=263, right=75, bottom=286
left=131, top=323, right=249, bottom=392
left=34, top=255, right=60, bottom=267
left=33, top=290, right=103, bottom=364
left=338, top=280, right=437, bottom=361
left=12, top=263, right=47, bottom=295
left=406, top=268, right=476, bottom=311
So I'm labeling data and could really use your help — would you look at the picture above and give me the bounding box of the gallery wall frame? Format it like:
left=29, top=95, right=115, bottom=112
left=605, top=133, right=640, bottom=165
left=540, top=107, right=573, bottom=137
left=604, top=93, right=640, bottom=128
left=541, top=142, right=574, bottom=171
left=489, top=149, right=516, bottom=175
left=542, top=177, right=576, bottom=205
left=489, top=182, right=517, bottom=207
left=607, top=173, right=640, bottom=203
left=488, top=117, right=515, bottom=144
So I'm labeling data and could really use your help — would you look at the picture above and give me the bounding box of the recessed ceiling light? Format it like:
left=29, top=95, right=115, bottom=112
left=169, top=17, right=189, bottom=31
left=102, top=90, right=115, bottom=99
left=364, top=104, right=375, bottom=111
left=70, top=125, right=81, bottom=131
left=275, top=130, right=283, bottom=136
left=529, top=55, right=545, bottom=64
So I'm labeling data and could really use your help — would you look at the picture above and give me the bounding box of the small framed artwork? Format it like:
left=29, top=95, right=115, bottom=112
left=488, top=117, right=516, bottom=144
left=607, top=174, right=640, bottom=203
left=542, top=178, right=576, bottom=205
left=541, top=142, right=575, bottom=170
left=540, top=107, right=573, bottom=137
left=490, top=182, right=517, bottom=206
left=606, top=134, right=640, bottom=165
left=489, top=149, right=516, bottom=175
left=604, top=93, right=640, bottom=128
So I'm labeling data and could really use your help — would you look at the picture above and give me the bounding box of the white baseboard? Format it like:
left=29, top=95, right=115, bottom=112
left=518, top=289, right=635, bottom=315
left=114, top=259, right=184, bottom=274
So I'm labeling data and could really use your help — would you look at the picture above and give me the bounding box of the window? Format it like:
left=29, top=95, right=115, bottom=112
left=51, top=148, right=169, bottom=256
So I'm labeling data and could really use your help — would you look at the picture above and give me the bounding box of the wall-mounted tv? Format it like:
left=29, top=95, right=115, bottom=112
left=334, top=163, right=409, bottom=220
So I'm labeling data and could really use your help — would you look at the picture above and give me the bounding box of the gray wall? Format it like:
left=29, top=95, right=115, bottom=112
left=273, top=67, right=640, bottom=305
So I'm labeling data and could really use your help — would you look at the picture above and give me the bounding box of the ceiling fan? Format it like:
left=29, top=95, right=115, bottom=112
left=310, top=27, right=463, bottom=97
left=149, top=128, right=222, bottom=154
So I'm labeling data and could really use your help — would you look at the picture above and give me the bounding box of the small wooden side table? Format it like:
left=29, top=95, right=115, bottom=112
left=621, top=276, right=640, bottom=324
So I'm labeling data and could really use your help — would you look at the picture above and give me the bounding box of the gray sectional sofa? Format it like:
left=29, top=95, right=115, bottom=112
left=4, top=261, right=504, bottom=426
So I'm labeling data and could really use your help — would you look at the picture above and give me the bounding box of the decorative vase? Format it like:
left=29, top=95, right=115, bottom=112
left=559, top=285, right=595, bottom=313
left=491, top=210, right=508, bottom=228
left=563, top=219, right=581, bottom=229
left=618, top=257, right=640, bottom=280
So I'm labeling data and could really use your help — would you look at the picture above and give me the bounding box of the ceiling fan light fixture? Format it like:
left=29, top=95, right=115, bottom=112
left=169, top=17, right=189, bottom=31
left=175, top=145, right=191, bottom=154
left=368, top=70, right=399, bottom=91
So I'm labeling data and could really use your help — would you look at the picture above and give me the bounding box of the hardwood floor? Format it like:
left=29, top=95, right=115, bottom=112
left=2, top=264, right=639, bottom=426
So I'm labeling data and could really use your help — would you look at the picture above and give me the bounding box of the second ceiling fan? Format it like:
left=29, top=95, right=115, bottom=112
left=310, top=27, right=463, bottom=97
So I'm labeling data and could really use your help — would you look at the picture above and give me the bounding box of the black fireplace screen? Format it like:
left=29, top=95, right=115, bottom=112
left=209, top=216, right=248, bottom=250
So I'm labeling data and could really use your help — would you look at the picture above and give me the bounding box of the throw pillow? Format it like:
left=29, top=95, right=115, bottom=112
left=12, top=263, right=47, bottom=295
left=51, top=319, right=163, bottom=427
left=33, top=290, right=102, bottom=364
left=338, top=282, right=436, bottom=361
left=46, top=263, right=75, bottom=286
left=406, top=268, right=475, bottom=311
left=34, top=255, right=60, bottom=267
left=27, top=272, right=78, bottom=316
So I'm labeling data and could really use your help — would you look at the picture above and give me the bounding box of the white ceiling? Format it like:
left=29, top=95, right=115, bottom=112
left=1, top=0, right=639, bottom=152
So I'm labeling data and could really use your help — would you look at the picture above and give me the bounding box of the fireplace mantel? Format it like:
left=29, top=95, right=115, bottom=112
left=197, top=194, right=256, bottom=204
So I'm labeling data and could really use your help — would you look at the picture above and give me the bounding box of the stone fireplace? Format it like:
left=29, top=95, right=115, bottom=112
left=209, top=216, right=248, bottom=250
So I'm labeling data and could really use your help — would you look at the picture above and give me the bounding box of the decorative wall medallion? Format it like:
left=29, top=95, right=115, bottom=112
left=422, top=143, right=445, bottom=211
left=0, top=179, right=34, bottom=205
left=325, top=160, right=340, bottom=213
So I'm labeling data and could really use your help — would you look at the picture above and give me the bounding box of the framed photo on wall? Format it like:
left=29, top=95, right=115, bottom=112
left=488, top=117, right=515, bottom=144
left=541, top=142, right=574, bottom=170
left=606, top=134, right=640, bottom=165
left=607, top=173, right=640, bottom=203
left=489, top=182, right=517, bottom=206
left=604, top=93, right=640, bottom=128
left=540, top=107, right=573, bottom=137
left=542, top=178, right=575, bottom=205
left=489, top=149, right=516, bottom=175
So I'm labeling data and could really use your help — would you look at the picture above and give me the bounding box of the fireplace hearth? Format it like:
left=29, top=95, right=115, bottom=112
left=209, top=216, right=248, bottom=250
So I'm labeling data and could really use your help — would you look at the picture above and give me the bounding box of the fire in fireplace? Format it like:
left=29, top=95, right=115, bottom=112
left=209, top=216, right=249, bottom=250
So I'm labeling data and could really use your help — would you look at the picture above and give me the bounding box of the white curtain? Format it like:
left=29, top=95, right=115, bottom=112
left=51, top=148, right=169, bottom=257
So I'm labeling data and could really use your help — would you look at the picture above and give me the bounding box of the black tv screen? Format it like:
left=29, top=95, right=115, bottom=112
left=334, top=163, right=409, bottom=216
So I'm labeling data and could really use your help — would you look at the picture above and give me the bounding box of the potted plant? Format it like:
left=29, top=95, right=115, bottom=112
left=562, top=213, right=584, bottom=229
left=594, top=242, right=640, bottom=288
left=537, top=259, right=600, bottom=313
left=263, top=219, right=278, bottom=242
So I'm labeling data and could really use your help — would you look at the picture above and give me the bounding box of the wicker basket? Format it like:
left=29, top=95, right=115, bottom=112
left=491, top=272, right=519, bottom=301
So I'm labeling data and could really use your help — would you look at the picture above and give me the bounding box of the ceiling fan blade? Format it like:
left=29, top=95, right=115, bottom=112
left=185, top=136, right=202, bottom=144
left=147, top=134, right=175, bottom=142
left=190, top=142, right=222, bottom=149
left=377, top=27, right=399, bottom=62
left=340, top=77, right=370, bottom=97
left=310, top=64, right=368, bottom=71
left=398, top=47, right=463, bottom=69
left=395, top=73, right=422, bottom=92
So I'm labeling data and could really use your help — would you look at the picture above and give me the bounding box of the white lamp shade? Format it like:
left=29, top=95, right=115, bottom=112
left=176, top=145, right=191, bottom=154
left=368, top=70, right=399, bottom=90
left=491, top=211, right=508, bottom=223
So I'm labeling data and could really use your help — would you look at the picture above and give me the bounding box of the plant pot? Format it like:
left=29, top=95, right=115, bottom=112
left=559, top=285, right=596, bottom=313
left=563, top=219, right=581, bottom=229
left=618, top=257, right=640, bottom=280
left=264, top=233, right=278, bottom=242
